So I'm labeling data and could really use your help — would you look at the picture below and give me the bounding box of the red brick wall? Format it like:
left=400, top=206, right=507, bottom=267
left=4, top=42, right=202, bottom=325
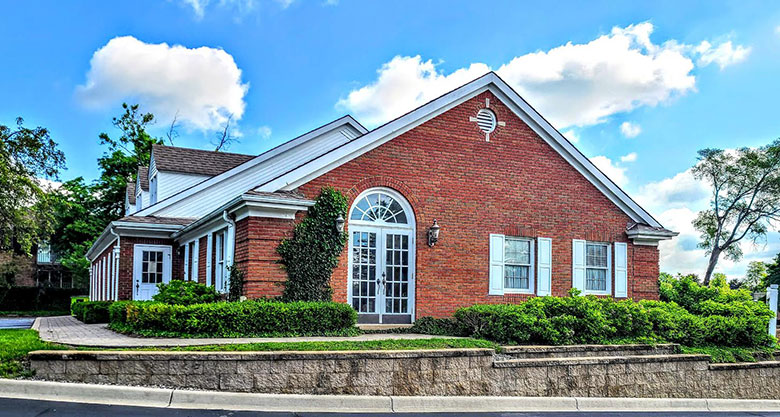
left=234, top=217, right=295, bottom=299
left=289, top=91, right=660, bottom=317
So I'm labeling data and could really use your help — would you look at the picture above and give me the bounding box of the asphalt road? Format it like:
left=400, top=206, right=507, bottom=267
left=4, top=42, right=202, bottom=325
left=0, top=318, right=34, bottom=329
left=1, top=398, right=779, bottom=417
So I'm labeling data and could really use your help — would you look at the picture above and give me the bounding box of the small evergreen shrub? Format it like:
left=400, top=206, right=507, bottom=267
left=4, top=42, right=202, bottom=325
left=109, top=299, right=357, bottom=337
left=227, top=265, right=245, bottom=302
left=108, top=300, right=135, bottom=325
left=409, top=316, right=466, bottom=336
left=152, top=280, right=221, bottom=305
left=71, top=300, right=112, bottom=324
left=277, top=187, right=348, bottom=302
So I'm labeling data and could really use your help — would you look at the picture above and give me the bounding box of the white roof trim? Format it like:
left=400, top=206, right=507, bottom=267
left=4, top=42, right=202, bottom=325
left=255, top=72, right=664, bottom=229
left=86, top=222, right=185, bottom=261
left=132, top=115, right=366, bottom=217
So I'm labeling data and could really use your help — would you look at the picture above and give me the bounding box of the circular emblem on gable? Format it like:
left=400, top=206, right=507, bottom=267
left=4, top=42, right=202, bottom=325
left=475, top=109, right=497, bottom=134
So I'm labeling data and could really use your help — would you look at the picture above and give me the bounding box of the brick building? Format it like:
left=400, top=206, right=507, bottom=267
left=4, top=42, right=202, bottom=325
left=86, top=72, right=676, bottom=322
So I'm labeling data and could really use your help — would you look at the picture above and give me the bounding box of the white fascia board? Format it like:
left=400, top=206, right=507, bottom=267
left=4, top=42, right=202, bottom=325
left=133, top=115, right=365, bottom=218
left=172, top=194, right=314, bottom=241
left=85, top=222, right=184, bottom=261
left=257, top=72, right=664, bottom=229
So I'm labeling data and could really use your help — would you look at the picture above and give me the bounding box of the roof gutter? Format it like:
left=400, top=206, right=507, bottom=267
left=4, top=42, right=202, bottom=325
left=86, top=221, right=185, bottom=261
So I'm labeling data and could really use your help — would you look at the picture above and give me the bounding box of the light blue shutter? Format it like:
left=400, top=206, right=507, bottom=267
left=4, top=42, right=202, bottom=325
left=537, top=237, right=552, bottom=296
left=572, top=239, right=586, bottom=291
left=489, top=234, right=505, bottom=295
left=614, top=242, right=628, bottom=298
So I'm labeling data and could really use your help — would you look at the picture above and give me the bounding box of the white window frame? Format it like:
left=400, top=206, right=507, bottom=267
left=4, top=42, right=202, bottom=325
left=149, top=174, right=157, bottom=205
left=502, top=236, right=535, bottom=295
left=584, top=241, right=611, bottom=295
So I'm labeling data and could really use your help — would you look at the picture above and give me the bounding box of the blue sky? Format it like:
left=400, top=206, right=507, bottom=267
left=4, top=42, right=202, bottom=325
left=1, top=0, right=779, bottom=277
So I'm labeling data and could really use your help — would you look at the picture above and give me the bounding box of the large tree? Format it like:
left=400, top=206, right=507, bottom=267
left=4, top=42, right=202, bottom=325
left=693, top=139, right=780, bottom=284
left=0, top=117, right=65, bottom=254
left=92, top=103, right=162, bottom=221
left=48, top=178, right=105, bottom=288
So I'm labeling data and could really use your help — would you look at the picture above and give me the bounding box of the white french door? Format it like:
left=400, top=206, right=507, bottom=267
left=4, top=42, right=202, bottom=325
left=349, top=227, right=414, bottom=324
left=133, top=244, right=172, bottom=301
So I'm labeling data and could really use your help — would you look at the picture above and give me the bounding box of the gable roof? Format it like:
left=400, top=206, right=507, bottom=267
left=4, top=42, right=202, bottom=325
left=137, top=166, right=149, bottom=191
left=126, top=183, right=136, bottom=205
left=253, top=72, right=668, bottom=231
left=132, top=115, right=367, bottom=218
left=151, top=144, right=255, bottom=176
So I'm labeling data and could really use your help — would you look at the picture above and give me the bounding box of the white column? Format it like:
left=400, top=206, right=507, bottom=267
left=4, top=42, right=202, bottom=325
left=768, top=284, right=778, bottom=339
left=113, top=247, right=120, bottom=301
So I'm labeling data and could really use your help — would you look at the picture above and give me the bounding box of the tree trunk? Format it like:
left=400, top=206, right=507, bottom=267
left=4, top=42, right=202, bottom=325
left=703, top=247, right=722, bottom=285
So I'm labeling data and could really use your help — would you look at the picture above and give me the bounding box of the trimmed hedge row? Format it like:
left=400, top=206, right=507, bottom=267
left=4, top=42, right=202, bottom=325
left=108, top=299, right=357, bottom=337
left=414, top=291, right=775, bottom=348
left=70, top=300, right=112, bottom=324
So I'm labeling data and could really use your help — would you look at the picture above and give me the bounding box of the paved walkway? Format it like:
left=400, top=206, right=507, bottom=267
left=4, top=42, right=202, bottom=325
left=34, top=316, right=441, bottom=348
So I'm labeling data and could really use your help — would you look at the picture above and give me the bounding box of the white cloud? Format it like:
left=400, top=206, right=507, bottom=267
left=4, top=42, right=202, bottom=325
left=776, top=26, right=780, bottom=35
left=257, top=125, right=272, bottom=139
left=590, top=155, right=628, bottom=187
left=336, top=56, right=490, bottom=127
left=635, top=169, right=710, bottom=211
left=620, top=152, right=637, bottom=163
left=178, top=0, right=257, bottom=19
left=339, top=23, right=751, bottom=130
left=696, top=40, right=751, bottom=70
left=561, top=129, right=580, bottom=143
left=76, top=36, right=249, bottom=132
left=620, top=121, right=642, bottom=138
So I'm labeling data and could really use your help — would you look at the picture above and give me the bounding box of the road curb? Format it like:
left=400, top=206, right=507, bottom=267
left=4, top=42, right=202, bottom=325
left=0, top=379, right=172, bottom=408
left=3, top=379, right=780, bottom=412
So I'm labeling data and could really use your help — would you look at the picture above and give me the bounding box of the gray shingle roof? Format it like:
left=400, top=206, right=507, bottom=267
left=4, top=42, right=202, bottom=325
left=152, top=144, right=255, bottom=177
left=126, top=183, right=136, bottom=205
left=137, top=166, right=149, bottom=191
left=626, top=222, right=676, bottom=236
left=244, top=190, right=311, bottom=201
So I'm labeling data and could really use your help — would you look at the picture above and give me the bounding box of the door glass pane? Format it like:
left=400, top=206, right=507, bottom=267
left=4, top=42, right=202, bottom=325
left=350, top=231, right=377, bottom=313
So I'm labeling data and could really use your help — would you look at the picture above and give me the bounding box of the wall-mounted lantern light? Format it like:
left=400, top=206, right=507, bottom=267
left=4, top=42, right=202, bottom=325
left=335, top=214, right=345, bottom=233
left=428, top=219, right=440, bottom=247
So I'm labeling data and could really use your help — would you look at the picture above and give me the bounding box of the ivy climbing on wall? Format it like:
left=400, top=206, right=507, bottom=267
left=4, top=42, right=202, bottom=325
left=277, top=187, right=348, bottom=302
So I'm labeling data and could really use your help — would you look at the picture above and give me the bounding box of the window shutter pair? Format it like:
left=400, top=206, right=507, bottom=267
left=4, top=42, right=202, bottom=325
left=571, top=239, right=628, bottom=297
left=488, top=234, right=552, bottom=296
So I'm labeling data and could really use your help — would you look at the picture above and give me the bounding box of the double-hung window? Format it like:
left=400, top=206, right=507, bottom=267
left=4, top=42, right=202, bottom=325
left=504, top=238, right=533, bottom=292
left=585, top=242, right=609, bottom=293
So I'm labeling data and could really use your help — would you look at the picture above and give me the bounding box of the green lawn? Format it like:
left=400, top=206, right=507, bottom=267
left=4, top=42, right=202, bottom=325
left=122, top=337, right=500, bottom=352
left=0, top=329, right=68, bottom=378
left=680, top=345, right=779, bottom=363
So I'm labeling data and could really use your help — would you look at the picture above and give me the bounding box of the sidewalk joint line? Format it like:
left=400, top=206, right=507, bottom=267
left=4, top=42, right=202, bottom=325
left=166, top=389, right=174, bottom=408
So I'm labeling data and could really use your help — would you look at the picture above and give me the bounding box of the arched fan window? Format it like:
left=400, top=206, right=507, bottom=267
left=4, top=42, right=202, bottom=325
left=350, top=191, right=408, bottom=224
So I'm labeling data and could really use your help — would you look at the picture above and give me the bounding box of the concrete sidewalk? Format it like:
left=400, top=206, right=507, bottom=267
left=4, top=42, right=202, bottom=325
left=2, top=379, right=780, bottom=413
left=34, top=316, right=438, bottom=347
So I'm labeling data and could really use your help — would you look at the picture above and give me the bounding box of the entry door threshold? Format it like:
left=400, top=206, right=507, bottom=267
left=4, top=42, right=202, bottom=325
left=357, top=324, right=413, bottom=331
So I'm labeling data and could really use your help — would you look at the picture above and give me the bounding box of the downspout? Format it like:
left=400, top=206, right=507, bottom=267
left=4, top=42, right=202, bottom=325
left=109, top=227, right=120, bottom=301
left=222, top=210, right=236, bottom=294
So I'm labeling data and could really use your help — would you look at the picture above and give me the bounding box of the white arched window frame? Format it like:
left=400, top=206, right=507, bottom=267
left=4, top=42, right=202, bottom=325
left=348, top=188, right=416, bottom=230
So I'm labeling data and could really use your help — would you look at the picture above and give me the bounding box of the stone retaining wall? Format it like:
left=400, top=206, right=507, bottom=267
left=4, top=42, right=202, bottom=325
left=28, top=349, right=780, bottom=398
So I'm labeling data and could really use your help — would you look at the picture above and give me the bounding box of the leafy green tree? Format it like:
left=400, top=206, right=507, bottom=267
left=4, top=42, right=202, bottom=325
left=692, top=139, right=780, bottom=284
left=767, top=253, right=780, bottom=287
left=92, top=103, right=162, bottom=221
left=742, top=261, right=768, bottom=292
left=48, top=178, right=105, bottom=288
left=0, top=117, right=65, bottom=254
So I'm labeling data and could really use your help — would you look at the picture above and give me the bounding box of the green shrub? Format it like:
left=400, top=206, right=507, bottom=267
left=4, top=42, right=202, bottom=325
left=152, top=280, right=221, bottom=305
left=409, top=316, right=466, bottom=336
left=108, top=300, right=135, bottom=325
left=442, top=290, right=774, bottom=348
left=110, top=299, right=357, bottom=337
left=71, top=300, right=112, bottom=324
left=277, top=187, right=348, bottom=302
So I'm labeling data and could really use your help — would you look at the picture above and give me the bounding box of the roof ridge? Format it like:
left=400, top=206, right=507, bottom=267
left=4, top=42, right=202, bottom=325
left=152, top=143, right=254, bottom=157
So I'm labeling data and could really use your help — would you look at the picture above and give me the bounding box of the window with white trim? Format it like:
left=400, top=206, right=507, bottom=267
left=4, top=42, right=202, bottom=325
left=504, top=237, right=533, bottom=292
left=585, top=242, right=609, bottom=292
